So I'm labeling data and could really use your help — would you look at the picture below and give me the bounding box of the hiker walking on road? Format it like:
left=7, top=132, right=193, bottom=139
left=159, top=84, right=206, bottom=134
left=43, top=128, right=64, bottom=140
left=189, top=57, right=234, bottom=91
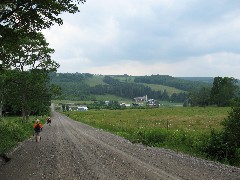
left=33, top=119, right=43, bottom=142
left=34, top=119, right=43, bottom=131
left=46, top=116, right=51, bottom=126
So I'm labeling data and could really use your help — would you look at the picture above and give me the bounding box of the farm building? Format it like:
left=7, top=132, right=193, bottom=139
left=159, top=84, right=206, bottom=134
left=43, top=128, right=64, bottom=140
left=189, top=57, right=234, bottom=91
left=134, top=95, right=148, bottom=102
left=77, top=106, right=88, bottom=111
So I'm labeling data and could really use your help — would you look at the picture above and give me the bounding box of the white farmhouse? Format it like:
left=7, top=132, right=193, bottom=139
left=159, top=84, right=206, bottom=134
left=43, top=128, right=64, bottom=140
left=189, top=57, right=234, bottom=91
left=77, top=106, right=88, bottom=111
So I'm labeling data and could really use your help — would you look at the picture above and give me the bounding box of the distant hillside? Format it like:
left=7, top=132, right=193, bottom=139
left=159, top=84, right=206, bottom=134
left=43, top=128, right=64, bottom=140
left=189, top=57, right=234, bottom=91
left=176, top=77, right=214, bottom=84
left=49, top=73, right=213, bottom=102
left=105, top=75, right=186, bottom=95
left=133, top=75, right=211, bottom=91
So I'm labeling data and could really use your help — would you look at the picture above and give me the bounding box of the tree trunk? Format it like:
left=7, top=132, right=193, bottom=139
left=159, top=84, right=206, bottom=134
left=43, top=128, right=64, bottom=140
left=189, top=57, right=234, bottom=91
left=0, top=101, right=2, bottom=118
left=22, top=108, right=26, bottom=123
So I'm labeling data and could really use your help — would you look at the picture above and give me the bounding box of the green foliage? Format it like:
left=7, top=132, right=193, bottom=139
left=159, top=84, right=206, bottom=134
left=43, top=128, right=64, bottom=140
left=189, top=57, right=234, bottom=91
left=0, top=116, right=45, bottom=154
left=86, top=75, right=106, bottom=87
left=142, top=83, right=186, bottom=95
left=50, top=73, right=189, bottom=102
left=49, top=72, right=92, bottom=101
left=188, top=76, right=240, bottom=107
left=2, top=70, right=52, bottom=120
left=2, top=32, right=59, bottom=71
left=204, top=98, right=240, bottom=165
left=203, top=130, right=230, bottom=162
left=134, top=75, right=211, bottom=91
left=0, top=0, right=86, bottom=54
left=222, top=106, right=240, bottom=147
left=210, top=77, right=239, bottom=106
left=189, top=86, right=211, bottom=107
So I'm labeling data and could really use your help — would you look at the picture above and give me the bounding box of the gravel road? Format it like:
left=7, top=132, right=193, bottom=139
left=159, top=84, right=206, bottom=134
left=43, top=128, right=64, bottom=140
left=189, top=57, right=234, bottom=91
left=0, top=109, right=240, bottom=180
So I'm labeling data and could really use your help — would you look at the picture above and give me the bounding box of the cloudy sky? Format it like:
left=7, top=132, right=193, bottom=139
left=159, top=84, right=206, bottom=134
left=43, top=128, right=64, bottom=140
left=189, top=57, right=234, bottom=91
left=42, top=0, right=240, bottom=79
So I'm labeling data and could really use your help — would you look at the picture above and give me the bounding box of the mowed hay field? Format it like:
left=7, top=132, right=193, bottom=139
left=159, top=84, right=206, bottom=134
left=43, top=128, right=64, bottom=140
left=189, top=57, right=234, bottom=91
left=65, top=107, right=232, bottom=160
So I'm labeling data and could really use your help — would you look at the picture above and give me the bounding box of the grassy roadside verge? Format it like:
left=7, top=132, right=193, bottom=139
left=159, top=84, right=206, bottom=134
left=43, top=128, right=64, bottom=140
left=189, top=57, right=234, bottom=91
left=0, top=116, right=46, bottom=156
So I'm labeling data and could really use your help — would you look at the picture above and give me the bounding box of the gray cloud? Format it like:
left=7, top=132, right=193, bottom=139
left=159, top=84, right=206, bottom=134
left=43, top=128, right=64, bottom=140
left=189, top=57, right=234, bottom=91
left=43, top=0, right=240, bottom=78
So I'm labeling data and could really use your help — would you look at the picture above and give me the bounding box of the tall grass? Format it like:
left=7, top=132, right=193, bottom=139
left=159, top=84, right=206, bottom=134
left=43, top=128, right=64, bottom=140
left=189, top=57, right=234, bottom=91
left=0, top=116, right=45, bottom=155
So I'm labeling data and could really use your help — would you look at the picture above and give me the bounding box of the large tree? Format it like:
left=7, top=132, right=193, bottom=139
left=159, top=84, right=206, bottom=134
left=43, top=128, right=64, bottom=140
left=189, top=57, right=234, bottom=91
left=188, top=86, right=211, bottom=107
left=0, top=0, right=86, bottom=68
left=0, top=0, right=86, bottom=119
left=0, top=70, right=7, bottom=117
left=2, top=32, right=59, bottom=71
left=210, top=77, right=239, bottom=106
left=1, top=32, right=59, bottom=121
left=0, top=0, right=86, bottom=32
left=5, top=70, right=52, bottom=121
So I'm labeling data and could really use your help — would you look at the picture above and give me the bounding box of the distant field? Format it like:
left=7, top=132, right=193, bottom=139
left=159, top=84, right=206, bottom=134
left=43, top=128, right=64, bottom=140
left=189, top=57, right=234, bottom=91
left=94, top=95, right=133, bottom=102
left=114, top=76, right=135, bottom=83
left=65, top=107, right=229, bottom=133
left=86, top=75, right=106, bottom=87
left=140, top=83, right=186, bottom=95
left=109, top=76, right=185, bottom=94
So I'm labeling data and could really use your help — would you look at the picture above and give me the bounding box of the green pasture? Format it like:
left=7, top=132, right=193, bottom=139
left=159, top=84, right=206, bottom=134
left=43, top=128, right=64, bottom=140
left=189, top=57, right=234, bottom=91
left=114, top=76, right=135, bottom=83
left=140, top=83, right=186, bottom=95
left=87, top=75, right=185, bottom=95
left=65, top=107, right=229, bottom=133
left=86, top=75, right=106, bottom=87
left=64, top=107, right=231, bottom=163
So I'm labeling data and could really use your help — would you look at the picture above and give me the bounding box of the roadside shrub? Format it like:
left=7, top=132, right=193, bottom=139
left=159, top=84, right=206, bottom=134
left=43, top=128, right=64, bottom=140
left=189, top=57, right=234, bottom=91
left=204, top=130, right=227, bottom=161
left=204, top=101, right=240, bottom=165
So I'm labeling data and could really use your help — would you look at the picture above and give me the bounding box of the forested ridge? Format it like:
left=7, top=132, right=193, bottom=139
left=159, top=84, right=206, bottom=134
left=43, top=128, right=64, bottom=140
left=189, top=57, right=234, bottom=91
left=134, top=75, right=211, bottom=91
left=49, top=73, right=212, bottom=102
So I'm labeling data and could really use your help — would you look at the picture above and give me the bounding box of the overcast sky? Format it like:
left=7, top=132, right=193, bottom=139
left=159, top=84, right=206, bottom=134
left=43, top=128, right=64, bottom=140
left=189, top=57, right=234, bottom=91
left=42, top=0, right=240, bottom=79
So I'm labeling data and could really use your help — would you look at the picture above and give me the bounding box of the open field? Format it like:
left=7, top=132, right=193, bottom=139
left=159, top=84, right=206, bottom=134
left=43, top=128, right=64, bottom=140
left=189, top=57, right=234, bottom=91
left=110, top=76, right=185, bottom=94
left=85, top=75, right=185, bottom=95
left=86, top=75, right=106, bottom=87
left=140, top=83, right=186, bottom=95
left=64, top=107, right=234, bottom=164
left=65, top=107, right=229, bottom=133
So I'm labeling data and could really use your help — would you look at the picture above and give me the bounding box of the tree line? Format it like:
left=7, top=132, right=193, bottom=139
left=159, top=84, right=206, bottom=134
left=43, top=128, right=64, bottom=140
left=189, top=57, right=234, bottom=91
left=134, top=75, right=211, bottom=91
left=101, top=76, right=187, bottom=102
left=188, top=77, right=239, bottom=107
left=49, top=72, right=240, bottom=108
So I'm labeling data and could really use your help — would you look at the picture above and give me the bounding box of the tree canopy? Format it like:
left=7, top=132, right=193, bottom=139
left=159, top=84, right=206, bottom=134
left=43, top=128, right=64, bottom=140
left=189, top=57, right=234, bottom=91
left=0, top=0, right=86, bottom=69
left=0, top=0, right=86, bottom=32
left=210, top=77, right=239, bottom=106
left=0, top=0, right=86, bottom=118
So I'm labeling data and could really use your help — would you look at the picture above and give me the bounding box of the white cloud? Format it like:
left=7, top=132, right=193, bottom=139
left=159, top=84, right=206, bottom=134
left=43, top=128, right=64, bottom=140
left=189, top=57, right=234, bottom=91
left=85, top=52, right=240, bottom=79
left=42, top=0, right=240, bottom=79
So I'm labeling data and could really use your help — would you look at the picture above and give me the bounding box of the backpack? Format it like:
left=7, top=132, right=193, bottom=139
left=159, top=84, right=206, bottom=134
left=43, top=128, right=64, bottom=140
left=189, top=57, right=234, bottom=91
left=35, top=124, right=41, bottom=132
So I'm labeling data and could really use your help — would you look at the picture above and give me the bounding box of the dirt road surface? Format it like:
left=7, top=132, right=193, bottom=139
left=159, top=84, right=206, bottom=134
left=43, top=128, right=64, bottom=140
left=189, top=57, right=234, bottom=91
left=1, top=110, right=240, bottom=180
